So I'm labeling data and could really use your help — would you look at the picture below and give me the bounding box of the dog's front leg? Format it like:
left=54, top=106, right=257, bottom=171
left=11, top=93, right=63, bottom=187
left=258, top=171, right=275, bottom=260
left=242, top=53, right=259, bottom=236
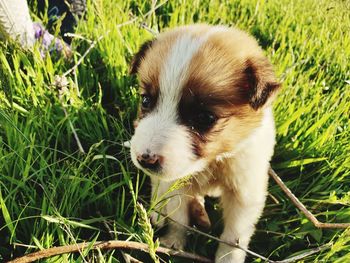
left=215, top=179, right=268, bottom=263
left=159, top=186, right=192, bottom=250
left=149, top=178, right=172, bottom=228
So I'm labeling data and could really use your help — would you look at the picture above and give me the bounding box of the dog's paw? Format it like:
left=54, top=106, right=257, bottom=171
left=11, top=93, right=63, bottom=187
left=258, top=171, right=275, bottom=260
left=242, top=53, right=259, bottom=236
left=215, top=244, right=246, bottom=263
left=189, top=197, right=211, bottom=229
left=160, top=232, right=185, bottom=250
left=150, top=211, right=166, bottom=228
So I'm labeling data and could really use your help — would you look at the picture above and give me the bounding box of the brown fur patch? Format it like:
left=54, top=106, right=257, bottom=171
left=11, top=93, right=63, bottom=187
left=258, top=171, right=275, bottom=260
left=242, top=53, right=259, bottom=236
left=177, top=28, right=278, bottom=159
left=133, top=30, right=182, bottom=121
left=244, top=58, right=281, bottom=109
left=130, top=40, right=154, bottom=75
left=137, top=30, right=182, bottom=92
left=189, top=198, right=211, bottom=229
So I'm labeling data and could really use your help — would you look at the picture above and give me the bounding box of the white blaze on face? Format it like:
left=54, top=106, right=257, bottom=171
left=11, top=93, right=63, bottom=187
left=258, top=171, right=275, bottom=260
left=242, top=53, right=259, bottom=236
left=159, top=34, right=205, bottom=107
left=131, top=27, right=226, bottom=181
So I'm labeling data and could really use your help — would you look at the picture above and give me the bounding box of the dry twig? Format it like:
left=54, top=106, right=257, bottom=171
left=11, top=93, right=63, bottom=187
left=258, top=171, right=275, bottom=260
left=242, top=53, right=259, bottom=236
left=268, top=167, right=350, bottom=229
left=7, top=240, right=213, bottom=263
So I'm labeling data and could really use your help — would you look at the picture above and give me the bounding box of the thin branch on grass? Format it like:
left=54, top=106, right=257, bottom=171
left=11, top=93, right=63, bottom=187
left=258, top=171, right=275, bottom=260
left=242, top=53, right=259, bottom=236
left=12, top=243, right=37, bottom=249
left=64, top=32, right=93, bottom=43
left=268, top=167, right=350, bottom=229
left=62, top=33, right=105, bottom=78
left=140, top=22, right=159, bottom=35
left=276, top=243, right=332, bottom=263
left=7, top=240, right=213, bottom=263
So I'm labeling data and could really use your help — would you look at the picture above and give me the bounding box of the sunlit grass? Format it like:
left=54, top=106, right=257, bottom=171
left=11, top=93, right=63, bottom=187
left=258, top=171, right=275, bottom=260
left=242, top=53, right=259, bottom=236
left=0, top=0, right=349, bottom=262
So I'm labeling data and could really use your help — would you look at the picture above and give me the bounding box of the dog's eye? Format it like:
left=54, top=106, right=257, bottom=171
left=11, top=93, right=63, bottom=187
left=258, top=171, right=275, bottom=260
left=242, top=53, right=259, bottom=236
left=141, top=94, right=152, bottom=110
left=191, top=111, right=217, bottom=132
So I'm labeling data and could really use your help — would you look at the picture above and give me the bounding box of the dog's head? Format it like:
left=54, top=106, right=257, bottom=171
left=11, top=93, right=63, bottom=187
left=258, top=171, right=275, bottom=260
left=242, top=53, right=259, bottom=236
left=130, top=25, right=280, bottom=181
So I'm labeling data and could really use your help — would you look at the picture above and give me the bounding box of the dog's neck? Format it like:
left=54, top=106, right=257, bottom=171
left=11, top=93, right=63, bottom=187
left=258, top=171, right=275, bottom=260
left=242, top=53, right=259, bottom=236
left=215, top=107, right=275, bottom=162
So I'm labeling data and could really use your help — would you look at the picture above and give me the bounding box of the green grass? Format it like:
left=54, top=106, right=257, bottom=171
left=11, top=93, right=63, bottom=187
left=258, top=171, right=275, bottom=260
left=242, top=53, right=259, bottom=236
left=1, top=0, right=350, bottom=262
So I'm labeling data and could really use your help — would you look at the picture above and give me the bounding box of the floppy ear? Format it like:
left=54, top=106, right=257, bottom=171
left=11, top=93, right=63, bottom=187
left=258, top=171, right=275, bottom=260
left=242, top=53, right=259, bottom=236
left=243, top=57, right=281, bottom=110
left=130, top=39, right=154, bottom=75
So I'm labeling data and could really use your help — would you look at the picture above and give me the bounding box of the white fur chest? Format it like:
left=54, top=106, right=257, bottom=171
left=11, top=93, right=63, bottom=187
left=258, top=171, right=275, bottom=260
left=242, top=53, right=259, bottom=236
left=192, top=107, right=276, bottom=199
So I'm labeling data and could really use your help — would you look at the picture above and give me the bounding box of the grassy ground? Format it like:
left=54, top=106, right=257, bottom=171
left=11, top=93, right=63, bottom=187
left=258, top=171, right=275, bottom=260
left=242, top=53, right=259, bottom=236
left=1, top=0, right=350, bottom=262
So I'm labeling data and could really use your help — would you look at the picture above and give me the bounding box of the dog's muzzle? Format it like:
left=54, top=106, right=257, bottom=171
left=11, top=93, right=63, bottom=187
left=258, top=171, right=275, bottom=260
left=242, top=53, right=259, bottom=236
left=136, top=151, right=163, bottom=172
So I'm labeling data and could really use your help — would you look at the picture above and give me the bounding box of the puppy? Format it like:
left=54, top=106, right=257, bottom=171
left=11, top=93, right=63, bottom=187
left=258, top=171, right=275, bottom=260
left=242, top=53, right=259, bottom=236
left=130, top=24, right=280, bottom=263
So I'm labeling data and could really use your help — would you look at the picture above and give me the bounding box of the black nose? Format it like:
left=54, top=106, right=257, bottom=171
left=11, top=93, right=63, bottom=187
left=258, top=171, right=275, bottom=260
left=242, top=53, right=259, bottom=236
left=137, top=153, right=162, bottom=172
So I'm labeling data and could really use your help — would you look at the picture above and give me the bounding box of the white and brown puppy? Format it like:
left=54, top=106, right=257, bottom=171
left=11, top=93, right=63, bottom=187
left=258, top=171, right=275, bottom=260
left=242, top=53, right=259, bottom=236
left=130, top=24, right=280, bottom=263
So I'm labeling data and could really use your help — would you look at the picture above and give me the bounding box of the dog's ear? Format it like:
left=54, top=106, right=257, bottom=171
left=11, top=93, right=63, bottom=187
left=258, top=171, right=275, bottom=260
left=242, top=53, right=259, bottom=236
left=243, top=57, right=281, bottom=110
left=130, top=39, right=154, bottom=75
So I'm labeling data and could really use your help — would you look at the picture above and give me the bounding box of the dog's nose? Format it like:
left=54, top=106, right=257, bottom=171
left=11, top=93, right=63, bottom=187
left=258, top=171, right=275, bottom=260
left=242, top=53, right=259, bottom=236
left=137, top=152, right=162, bottom=172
